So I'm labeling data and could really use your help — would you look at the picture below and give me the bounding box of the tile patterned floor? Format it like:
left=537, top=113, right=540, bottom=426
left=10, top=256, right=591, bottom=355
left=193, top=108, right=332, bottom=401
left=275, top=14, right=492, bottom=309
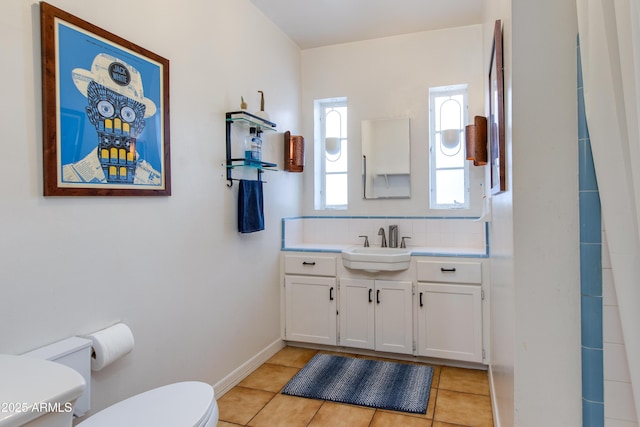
left=217, top=346, right=494, bottom=427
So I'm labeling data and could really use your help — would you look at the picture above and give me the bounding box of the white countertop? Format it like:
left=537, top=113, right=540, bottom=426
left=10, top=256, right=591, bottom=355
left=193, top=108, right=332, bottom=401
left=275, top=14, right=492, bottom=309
left=282, top=243, right=487, bottom=257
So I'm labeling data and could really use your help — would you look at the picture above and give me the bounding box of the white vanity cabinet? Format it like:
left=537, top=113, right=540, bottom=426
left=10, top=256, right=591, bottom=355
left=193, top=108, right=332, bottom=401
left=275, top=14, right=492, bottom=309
left=282, top=250, right=487, bottom=365
left=339, top=278, right=413, bottom=355
left=282, top=254, right=337, bottom=345
left=416, top=260, right=484, bottom=363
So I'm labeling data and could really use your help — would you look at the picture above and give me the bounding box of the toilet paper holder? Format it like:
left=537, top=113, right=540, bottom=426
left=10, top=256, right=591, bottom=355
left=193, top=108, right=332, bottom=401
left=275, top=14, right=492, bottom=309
left=85, top=323, right=135, bottom=371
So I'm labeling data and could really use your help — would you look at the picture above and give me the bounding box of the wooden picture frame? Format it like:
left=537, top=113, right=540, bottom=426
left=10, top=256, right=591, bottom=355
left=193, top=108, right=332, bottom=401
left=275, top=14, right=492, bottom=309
left=40, top=2, right=171, bottom=196
left=489, top=19, right=506, bottom=195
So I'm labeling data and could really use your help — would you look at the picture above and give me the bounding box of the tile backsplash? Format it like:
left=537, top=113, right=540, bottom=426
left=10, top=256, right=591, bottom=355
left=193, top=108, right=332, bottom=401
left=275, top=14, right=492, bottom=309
left=282, top=216, right=487, bottom=254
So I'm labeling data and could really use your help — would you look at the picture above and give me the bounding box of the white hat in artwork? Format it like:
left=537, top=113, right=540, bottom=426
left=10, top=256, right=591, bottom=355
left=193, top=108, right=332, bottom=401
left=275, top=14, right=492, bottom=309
left=72, top=53, right=157, bottom=118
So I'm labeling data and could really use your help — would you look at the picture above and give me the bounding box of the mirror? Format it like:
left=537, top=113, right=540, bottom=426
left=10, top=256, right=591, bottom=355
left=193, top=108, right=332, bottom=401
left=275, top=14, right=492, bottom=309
left=362, top=117, right=411, bottom=199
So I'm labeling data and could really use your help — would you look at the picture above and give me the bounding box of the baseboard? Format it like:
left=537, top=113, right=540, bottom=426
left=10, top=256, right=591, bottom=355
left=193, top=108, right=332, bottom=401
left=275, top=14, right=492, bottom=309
left=213, top=339, right=286, bottom=398
left=285, top=341, right=488, bottom=371
left=488, top=364, right=501, bottom=427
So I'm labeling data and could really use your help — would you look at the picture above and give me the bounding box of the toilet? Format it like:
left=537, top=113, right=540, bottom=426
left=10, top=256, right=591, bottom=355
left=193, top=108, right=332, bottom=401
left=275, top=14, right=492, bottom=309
left=0, top=354, right=85, bottom=427
left=2, top=337, right=218, bottom=427
left=76, top=382, right=218, bottom=427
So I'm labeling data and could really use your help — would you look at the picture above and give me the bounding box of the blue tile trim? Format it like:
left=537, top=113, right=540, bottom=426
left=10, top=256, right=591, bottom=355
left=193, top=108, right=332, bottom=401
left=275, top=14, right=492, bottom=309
left=579, top=140, right=597, bottom=191
left=580, top=243, right=602, bottom=296
left=281, top=248, right=342, bottom=253
left=579, top=192, right=602, bottom=244
left=582, top=347, right=604, bottom=402
left=578, top=37, right=604, bottom=427
left=581, top=295, right=603, bottom=350
left=578, top=87, right=588, bottom=139
left=583, top=400, right=604, bottom=427
left=577, top=34, right=584, bottom=88
left=485, top=222, right=490, bottom=256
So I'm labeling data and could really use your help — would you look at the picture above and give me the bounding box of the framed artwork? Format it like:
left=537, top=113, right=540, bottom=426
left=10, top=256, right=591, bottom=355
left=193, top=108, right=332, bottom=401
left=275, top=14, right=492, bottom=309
left=40, top=2, right=171, bottom=196
left=489, top=19, right=506, bottom=195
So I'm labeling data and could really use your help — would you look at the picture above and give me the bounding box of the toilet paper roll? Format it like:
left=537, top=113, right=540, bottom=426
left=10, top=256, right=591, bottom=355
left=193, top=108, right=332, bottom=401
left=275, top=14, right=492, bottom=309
left=86, top=323, right=135, bottom=371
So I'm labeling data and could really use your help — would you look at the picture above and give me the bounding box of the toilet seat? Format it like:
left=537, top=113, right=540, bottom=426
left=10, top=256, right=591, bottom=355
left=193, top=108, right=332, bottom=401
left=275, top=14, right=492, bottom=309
left=76, top=381, right=217, bottom=427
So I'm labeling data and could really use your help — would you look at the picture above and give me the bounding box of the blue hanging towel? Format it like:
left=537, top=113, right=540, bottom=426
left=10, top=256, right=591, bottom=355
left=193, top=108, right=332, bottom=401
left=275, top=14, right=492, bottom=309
left=238, top=179, right=264, bottom=233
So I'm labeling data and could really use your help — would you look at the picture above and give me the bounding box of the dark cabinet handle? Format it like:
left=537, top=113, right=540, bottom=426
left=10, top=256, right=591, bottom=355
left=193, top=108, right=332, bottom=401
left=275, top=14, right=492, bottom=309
left=329, top=287, right=334, bottom=301
left=420, top=292, right=423, bottom=307
left=368, top=288, right=373, bottom=303
left=376, top=289, right=380, bottom=304
left=302, top=261, right=316, bottom=266
left=440, top=267, right=456, bottom=272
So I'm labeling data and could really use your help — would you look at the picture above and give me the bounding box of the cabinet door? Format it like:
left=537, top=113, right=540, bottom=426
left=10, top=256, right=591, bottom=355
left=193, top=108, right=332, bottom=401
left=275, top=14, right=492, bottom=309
left=417, top=283, right=482, bottom=363
left=339, top=278, right=375, bottom=350
left=285, top=275, right=337, bottom=345
left=374, top=280, right=413, bottom=355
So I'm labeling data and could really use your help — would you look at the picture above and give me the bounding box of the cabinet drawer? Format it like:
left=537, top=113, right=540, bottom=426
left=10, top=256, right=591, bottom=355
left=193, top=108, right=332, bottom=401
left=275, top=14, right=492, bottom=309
left=416, top=260, right=482, bottom=284
left=284, top=254, right=336, bottom=276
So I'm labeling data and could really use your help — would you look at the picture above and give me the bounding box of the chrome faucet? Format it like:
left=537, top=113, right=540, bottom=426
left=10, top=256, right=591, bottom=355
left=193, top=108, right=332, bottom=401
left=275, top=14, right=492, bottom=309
left=378, top=227, right=387, bottom=247
left=389, top=225, right=398, bottom=248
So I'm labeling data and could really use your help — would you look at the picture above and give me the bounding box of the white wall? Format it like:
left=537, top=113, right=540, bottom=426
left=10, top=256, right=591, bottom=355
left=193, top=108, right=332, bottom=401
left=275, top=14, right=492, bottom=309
left=483, top=1, right=515, bottom=426
left=0, top=0, right=302, bottom=417
left=300, top=25, right=486, bottom=217
left=512, top=1, right=581, bottom=424
left=487, top=0, right=583, bottom=425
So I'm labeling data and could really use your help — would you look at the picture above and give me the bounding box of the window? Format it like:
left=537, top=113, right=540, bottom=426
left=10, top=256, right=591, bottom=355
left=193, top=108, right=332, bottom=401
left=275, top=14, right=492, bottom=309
left=315, top=98, right=348, bottom=209
left=429, top=85, right=469, bottom=209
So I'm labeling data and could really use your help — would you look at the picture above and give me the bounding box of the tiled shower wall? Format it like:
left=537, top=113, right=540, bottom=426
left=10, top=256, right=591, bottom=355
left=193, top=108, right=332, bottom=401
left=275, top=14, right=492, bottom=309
left=602, top=232, right=638, bottom=426
left=578, top=38, right=637, bottom=427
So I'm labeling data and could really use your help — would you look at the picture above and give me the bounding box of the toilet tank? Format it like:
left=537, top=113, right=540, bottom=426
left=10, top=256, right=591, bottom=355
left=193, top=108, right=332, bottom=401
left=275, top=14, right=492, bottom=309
left=23, top=337, right=92, bottom=417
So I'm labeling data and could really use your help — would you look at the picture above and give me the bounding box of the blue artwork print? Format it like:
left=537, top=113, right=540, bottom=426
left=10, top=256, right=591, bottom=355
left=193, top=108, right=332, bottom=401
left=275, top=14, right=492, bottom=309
left=56, top=21, right=164, bottom=187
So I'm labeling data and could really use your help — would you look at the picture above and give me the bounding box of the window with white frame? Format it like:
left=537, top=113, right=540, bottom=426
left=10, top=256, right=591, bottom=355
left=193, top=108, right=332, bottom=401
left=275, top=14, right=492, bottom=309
left=429, top=85, right=469, bottom=209
left=315, top=98, right=348, bottom=209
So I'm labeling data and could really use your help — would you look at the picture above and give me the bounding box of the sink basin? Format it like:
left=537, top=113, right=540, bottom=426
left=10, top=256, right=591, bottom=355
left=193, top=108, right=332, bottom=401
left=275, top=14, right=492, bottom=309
left=342, top=246, right=411, bottom=272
